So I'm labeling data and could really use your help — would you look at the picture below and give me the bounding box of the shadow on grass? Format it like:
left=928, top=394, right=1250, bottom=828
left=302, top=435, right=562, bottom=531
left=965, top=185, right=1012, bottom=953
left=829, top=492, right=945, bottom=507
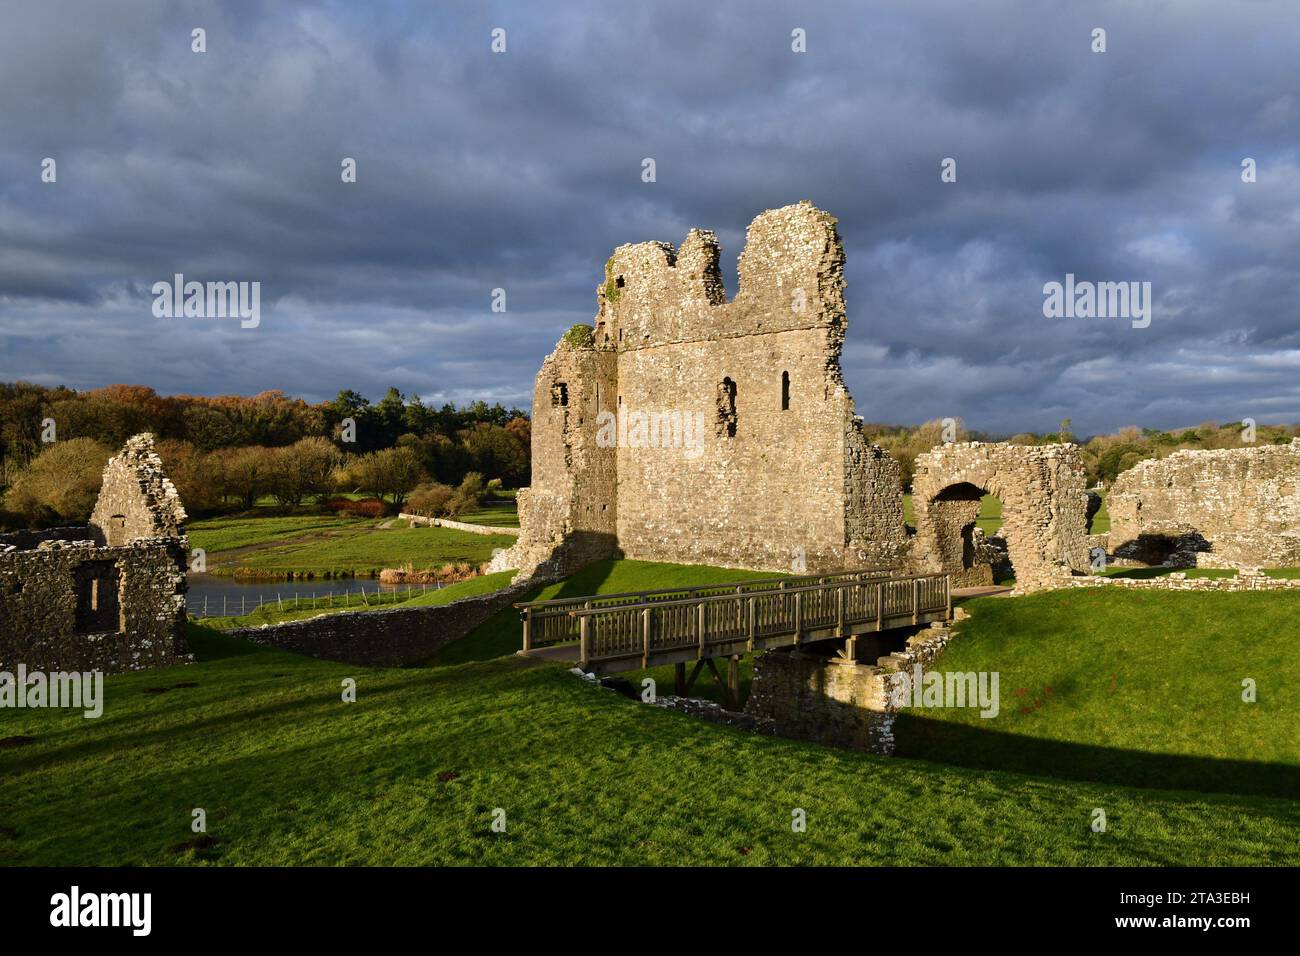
left=186, top=623, right=267, bottom=661
left=894, top=711, right=1300, bottom=800
left=420, top=560, right=623, bottom=668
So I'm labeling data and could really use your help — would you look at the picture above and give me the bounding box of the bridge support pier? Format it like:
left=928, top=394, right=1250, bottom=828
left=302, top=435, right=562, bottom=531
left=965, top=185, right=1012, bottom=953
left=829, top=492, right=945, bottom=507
left=674, top=656, right=743, bottom=710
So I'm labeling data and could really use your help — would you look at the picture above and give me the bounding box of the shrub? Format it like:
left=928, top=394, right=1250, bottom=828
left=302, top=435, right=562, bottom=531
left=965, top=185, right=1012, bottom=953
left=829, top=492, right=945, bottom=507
left=323, top=497, right=387, bottom=518
left=406, top=481, right=455, bottom=517
left=2, top=437, right=113, bottom=525
left=445, top=472, right=486, bottom=517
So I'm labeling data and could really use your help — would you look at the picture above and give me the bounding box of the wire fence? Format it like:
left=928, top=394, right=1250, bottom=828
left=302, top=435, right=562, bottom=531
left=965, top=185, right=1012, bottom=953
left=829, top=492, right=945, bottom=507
left=187, top=582, right=446, bottom=620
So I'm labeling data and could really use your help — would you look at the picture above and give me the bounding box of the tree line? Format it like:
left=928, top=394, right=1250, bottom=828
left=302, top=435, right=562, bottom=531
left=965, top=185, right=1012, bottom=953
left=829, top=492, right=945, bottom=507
left=0, top=382, right=531, bottom=528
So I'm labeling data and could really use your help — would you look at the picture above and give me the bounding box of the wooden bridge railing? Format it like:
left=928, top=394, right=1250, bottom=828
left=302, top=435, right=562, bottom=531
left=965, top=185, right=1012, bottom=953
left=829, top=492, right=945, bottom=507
left=524, top=571, right=952, bottom=670
left=516, top=568, right=897, bottom=651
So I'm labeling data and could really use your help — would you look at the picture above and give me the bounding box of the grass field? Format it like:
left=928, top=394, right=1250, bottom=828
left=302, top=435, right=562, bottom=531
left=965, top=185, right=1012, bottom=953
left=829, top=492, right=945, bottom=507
left=455, top=501, right=520, bottom=528
left=3, top=617, right=1298, bottom=866
left=896, top=589, right=1300, bottom=798
left=188, top=511, right=514, bottom=577
left=188, top=514, right=368, bottom=554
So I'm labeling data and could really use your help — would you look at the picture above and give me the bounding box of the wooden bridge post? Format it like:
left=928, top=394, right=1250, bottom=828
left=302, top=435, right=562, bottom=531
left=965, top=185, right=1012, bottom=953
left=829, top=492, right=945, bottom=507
left=697, top=602, right=706, bottom=659
left=946, top=575, right=953, bottom=622
left=912, top=579, right=920, bottom=625
left=641, top=607, right=651, bottom=670
left=724, top=655, right=741, bottom=711
left=521, top=607, right=532, bottom=652
left=746, top=596, right=756, bottom=652
left=876, top=581, right=884, bottom=630
left=792, top=591, right=802, bottom=646
left=579, top=614, right=590, bottom=670
left=836, top=586, right=845, bottom=637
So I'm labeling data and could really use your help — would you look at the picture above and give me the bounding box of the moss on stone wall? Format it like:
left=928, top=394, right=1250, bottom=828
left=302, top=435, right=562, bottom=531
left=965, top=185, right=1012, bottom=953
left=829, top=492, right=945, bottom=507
left=562, top=324, right=595, bottom=349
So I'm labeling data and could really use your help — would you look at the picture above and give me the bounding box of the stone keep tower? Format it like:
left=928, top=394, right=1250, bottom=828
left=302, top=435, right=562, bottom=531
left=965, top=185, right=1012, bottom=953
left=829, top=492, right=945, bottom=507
left=497, top=201, right=908, bottom=580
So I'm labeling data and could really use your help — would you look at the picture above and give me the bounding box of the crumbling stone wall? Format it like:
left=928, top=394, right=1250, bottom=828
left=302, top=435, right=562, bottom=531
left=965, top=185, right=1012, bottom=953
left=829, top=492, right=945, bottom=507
left=1107, top=440, right=1300, bottom=567
left=492, top=343, right=619, bottom=579
left=744, top=622, right=954, bottom=755
left=90, top=433, right=187, bottom=546
left=0, top=434, right=190, bottom=673
left=911, top=442, right=1090, bottom=590
left=224, top=578, right=538, bottom=666
left=498, top=202, right=908, bottom=580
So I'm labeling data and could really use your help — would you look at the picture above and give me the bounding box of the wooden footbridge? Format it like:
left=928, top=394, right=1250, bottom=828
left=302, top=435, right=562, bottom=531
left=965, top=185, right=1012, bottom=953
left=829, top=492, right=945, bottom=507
left=515, top=568, right=952, bottom=707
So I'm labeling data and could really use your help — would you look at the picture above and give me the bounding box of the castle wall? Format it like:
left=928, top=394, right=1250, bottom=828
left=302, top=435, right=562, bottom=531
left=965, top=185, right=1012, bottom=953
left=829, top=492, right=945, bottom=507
left=612, top=327, right=857, bottom=572
left=911, top=442, right=1091, bottom=591
left=1107, top=440, right=1300, bottom=567
left=501, top=201, right=908, bottom=580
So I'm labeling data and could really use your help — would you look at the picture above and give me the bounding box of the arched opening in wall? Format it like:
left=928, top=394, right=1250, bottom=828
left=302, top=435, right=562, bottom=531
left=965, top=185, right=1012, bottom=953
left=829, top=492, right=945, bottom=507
left=781, top=371, right=790, bottom=410
left=933, top=482, right=1012, bottom=586
left=716, top=377, right=737, bottom=438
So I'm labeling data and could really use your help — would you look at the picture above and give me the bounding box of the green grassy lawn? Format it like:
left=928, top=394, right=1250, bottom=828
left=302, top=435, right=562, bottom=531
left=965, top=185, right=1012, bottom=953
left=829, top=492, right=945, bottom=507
left=189, top=511, right=514, bottom=577
left=895, top=589, right=1300, bottom=798
left=1089, top=491, right=1110, bottom=534
left=3, top=620, right=1298, bottom=866
left=199, top=572, right=519, bottom=630
left=232, top=524, right=514, bottom=576
left=456, top=500, right=520, bottom=528
left=188, top=514, right=368, bottom=554
left=428, top=559, right=784, bottom=667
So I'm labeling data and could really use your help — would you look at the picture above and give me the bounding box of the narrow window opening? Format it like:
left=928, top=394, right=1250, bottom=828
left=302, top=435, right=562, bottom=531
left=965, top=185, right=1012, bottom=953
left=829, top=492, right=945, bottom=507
left=781, top=371, right=790, bottom=411
left=551, top=382, right=569, bottom=407
left=75, top=560, right=120, bottom=634
left=716, top=377, right=738, bottom=438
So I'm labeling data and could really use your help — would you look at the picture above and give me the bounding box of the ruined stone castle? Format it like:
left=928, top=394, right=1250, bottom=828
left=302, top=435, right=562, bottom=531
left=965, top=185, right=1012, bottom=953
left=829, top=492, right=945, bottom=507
left=0, top=434, right=191, bottom=674
left=498, top=201, right=1298, bottom=590
left=495, top=201, right=909, bottom=579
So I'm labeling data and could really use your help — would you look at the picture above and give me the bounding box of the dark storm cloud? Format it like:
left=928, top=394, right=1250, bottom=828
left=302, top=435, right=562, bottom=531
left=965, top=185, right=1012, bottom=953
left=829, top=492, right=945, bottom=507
left=0, top=0, right=1297, bottom=433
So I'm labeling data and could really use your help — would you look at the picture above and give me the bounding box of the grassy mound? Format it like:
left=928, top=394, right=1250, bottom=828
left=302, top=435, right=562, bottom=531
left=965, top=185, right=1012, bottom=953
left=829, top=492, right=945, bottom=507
left=2, top=621, right=1297, bottom=866
left=895, top=589, right=1300, bottom=798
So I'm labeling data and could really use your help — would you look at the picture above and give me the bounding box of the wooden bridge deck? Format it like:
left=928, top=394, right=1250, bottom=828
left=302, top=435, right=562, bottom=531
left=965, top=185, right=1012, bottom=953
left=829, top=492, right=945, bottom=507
left=515, top=569, right=952, bottom=675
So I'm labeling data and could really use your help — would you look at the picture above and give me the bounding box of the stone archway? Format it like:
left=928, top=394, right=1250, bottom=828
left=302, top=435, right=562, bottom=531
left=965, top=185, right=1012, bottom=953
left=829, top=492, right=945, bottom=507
left=911, top=442, right=1091, bottom=591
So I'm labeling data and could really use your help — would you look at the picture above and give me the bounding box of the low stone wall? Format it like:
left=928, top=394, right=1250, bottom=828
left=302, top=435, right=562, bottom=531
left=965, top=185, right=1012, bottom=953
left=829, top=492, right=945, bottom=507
left=223, top=579, right=537, bottom=666
left=1086, top=532, right=1110, bottom=554
left=398, top=513, right=520, bottom=537
left=744, top=622, right=956, bottom=755
left=1063, top=568, right=1300, bottom=592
